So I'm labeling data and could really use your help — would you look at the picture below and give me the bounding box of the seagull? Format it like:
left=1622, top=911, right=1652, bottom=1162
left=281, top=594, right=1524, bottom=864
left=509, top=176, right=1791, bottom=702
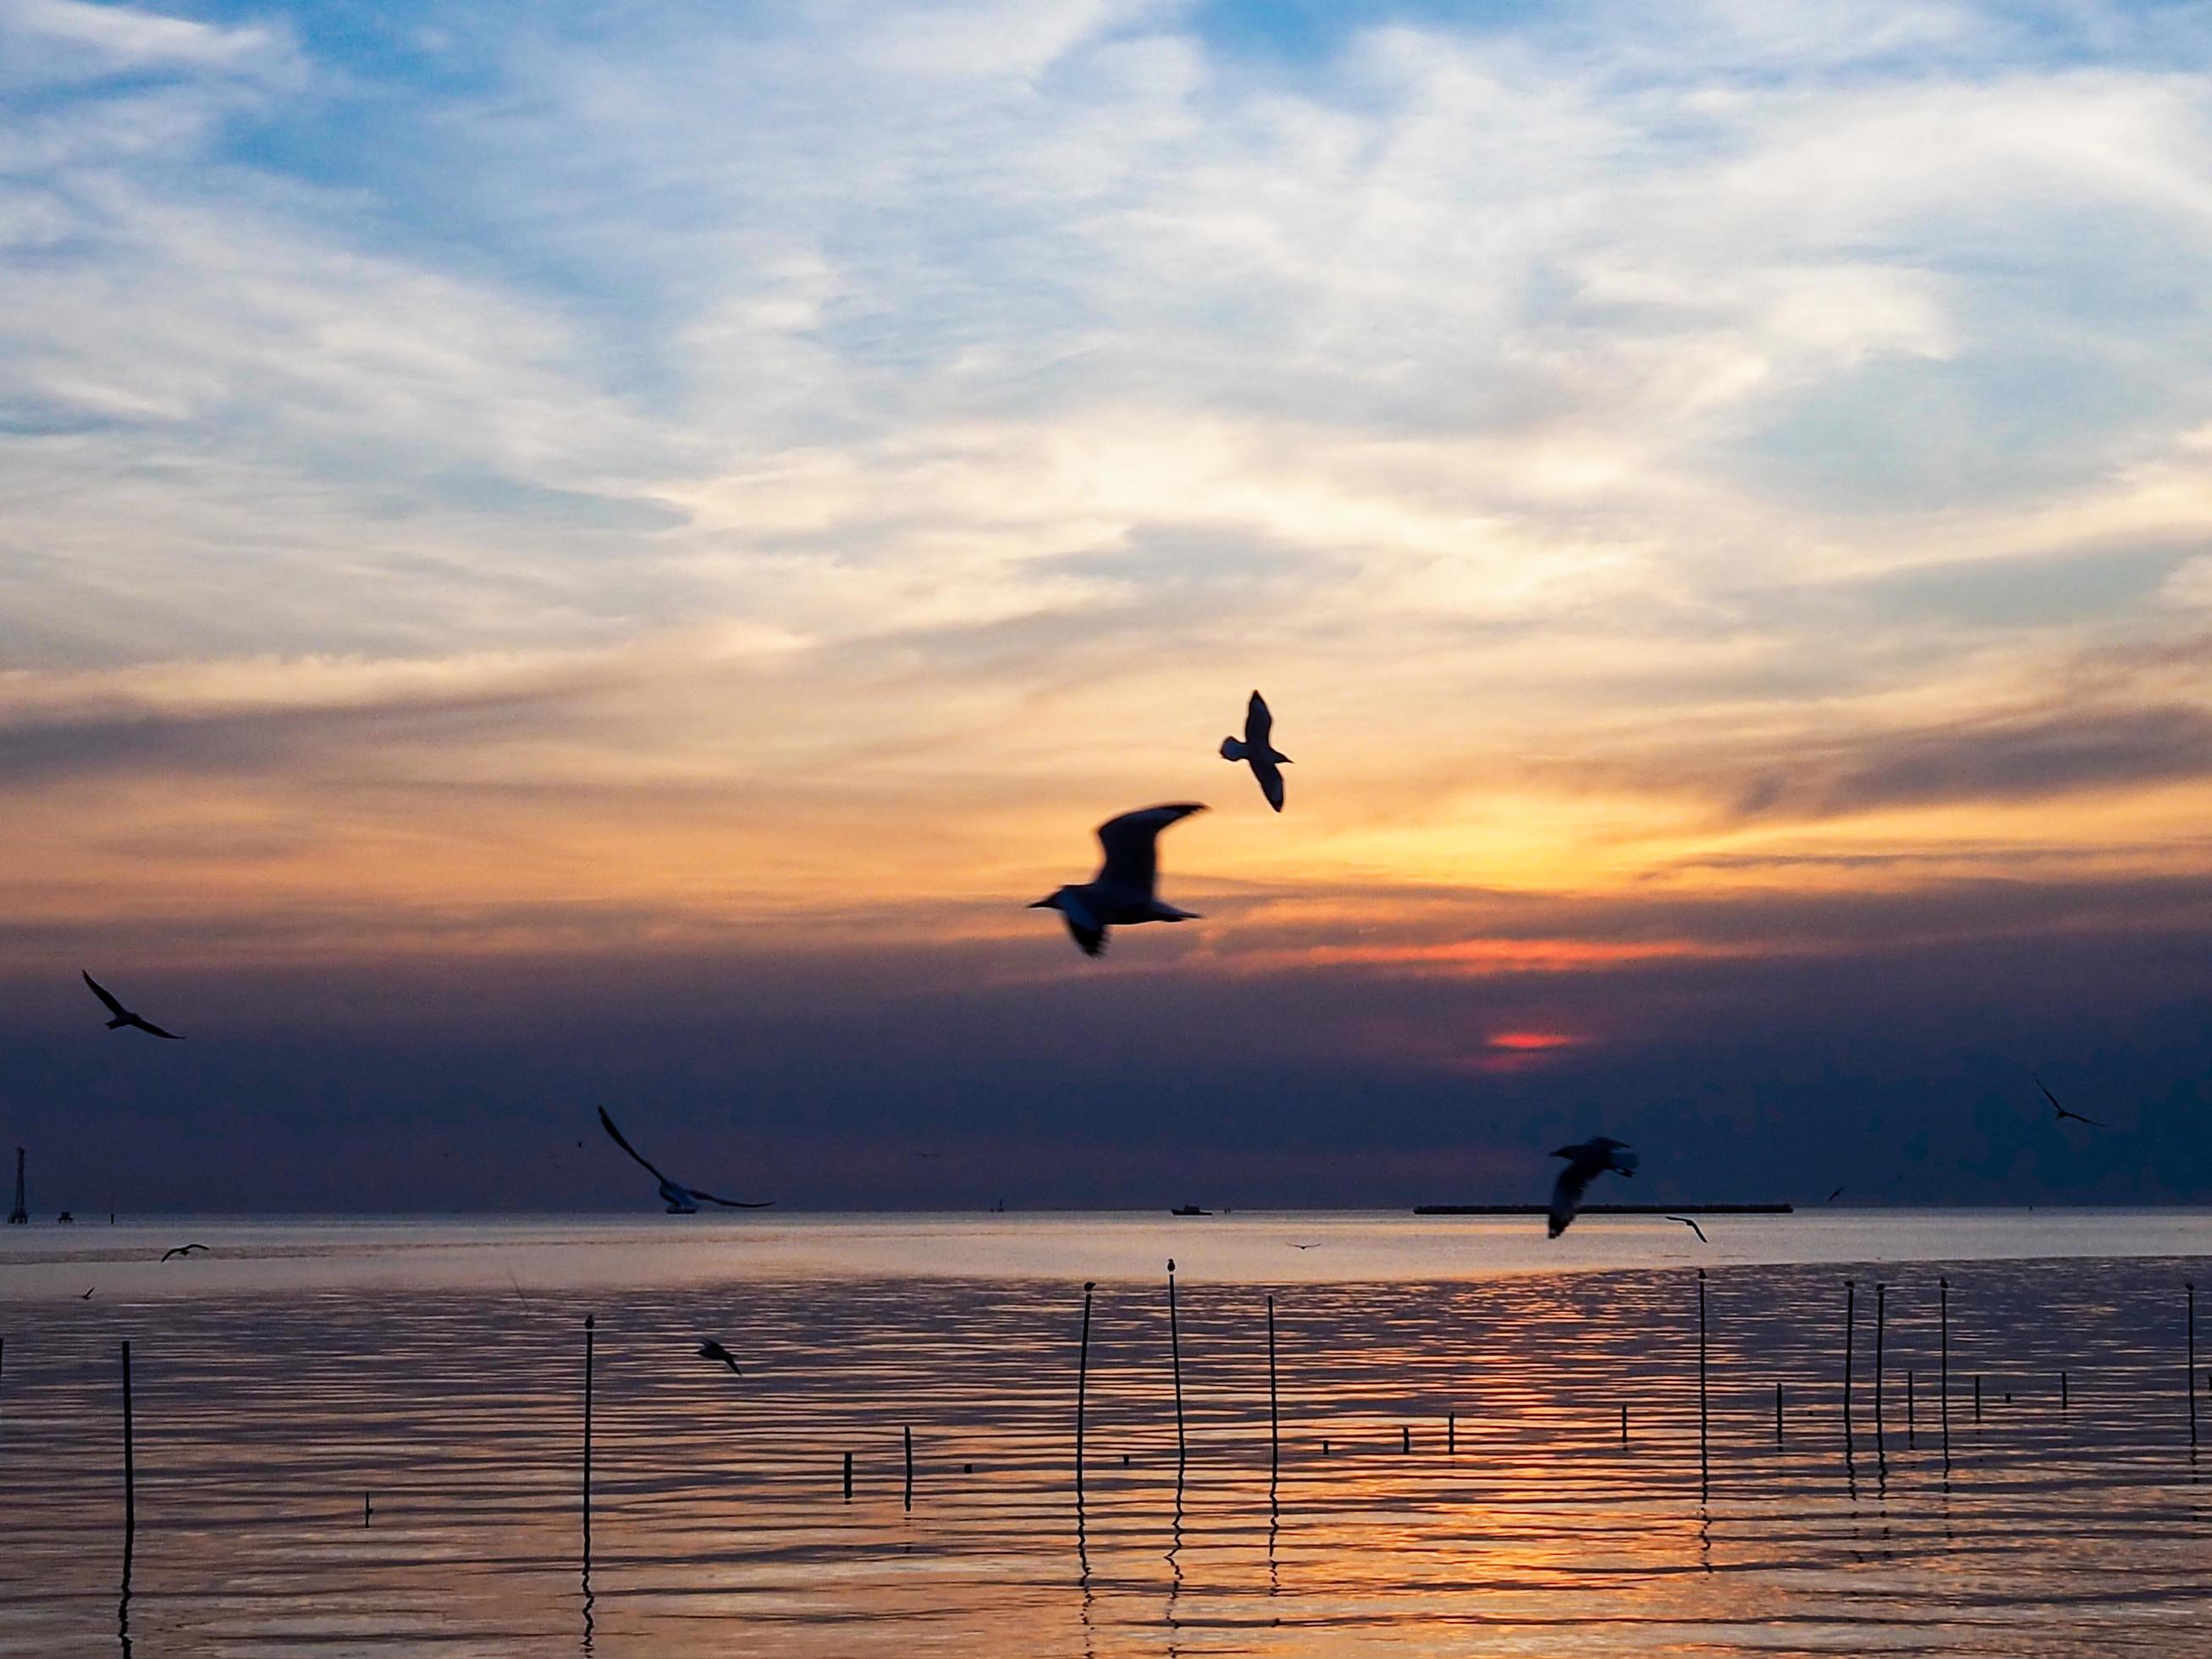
left=80, top=1287, right=94, bottom=1299
left=697, top=1340, right=742, bottom=1375
left=82, top=971, right=182, bottom=1039
left=1220, top=691, right=1291, bottom=812
left=1030, top=803, right=1205, bottom=957
left=159, top=1243, right=208, bottom=1261
left=596, top=1106, right=774, bottom=1215
left=1824, top=1186, right=1845, bottom=1204
left=1546, top=1137, right=1638, bottom=1238
left=1664, top=1215, right=1707, bottom=1243
left=2036, top=1077, right=2105, bottom=1127
left=1287, top=1242, right=1321, bottom=1251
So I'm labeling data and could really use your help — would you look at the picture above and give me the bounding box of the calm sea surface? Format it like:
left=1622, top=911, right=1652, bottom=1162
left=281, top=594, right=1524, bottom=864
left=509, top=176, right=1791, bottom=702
left=2, top=1210, right=2209, bottom=1656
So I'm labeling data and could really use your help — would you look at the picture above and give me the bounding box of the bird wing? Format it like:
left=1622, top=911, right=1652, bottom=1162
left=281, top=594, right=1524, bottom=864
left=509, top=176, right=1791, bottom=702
left=2036, top=1077, right=2063, bottom=1115
left=2060, top=1107, right=2107, bottom=1127
left=1251, top=758, right=1285, bottom=812
left=1244, top=691, right=1272, bottom=750
left=161, top=1247, right=185, bottom=1260
left=1825, top=1186, right=1845, bottom=1203
left=692, top=1189, right=775, bottom=1210
left=1666, top=1215, right=1707, bottom=1243
left=82, top=971, right=127, bottom=1017
left=1095, top=803, right=1205, bottom=893
left=597, top=1106, right=667, bottom=1183
left=1547, top=1160, right=1595, bottom=1237
left=132, top=1017, right=183, bottom=1040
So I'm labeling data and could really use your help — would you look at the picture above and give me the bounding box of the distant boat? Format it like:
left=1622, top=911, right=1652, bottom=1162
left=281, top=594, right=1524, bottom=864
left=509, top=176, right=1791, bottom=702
left=1171, top=1204, right=1211, bottom=1216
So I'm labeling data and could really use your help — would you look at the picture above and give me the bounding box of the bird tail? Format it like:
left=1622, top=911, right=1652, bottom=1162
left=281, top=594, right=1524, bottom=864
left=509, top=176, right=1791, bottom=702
left=1220, top=736, right=1248, bottom=761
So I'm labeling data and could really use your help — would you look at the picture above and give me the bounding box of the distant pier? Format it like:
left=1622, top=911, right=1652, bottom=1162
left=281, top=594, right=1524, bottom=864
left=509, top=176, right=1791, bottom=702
left=1411, top=1203, right=1795, bottom=1215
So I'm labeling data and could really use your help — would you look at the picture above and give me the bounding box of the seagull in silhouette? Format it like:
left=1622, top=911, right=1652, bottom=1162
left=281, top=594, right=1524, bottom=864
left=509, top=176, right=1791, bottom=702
left=1664, top=1215, right=1707, bottom=1243
left=159, top=1243, right=208, bottom=1261
left=697, top=1340, right=742, bottom=1375
left=2037, top=1077, right=2105, bottom=1127
left=1824, top=1186, right=1845, bottom=1204
left=1287, top=1242, right=1322, bottom=1251
left=80, top=1287, right=94, bottom=1299
left=597, top=1107, right=774, bottom=1215
left=82, top=971, right=181, bottom=1039
left=1220, top=691, right=1291, bottom=812
left=1030, top=803, right=1205, bottom=957
left=1546, top=1137, right=1637, bottom=1238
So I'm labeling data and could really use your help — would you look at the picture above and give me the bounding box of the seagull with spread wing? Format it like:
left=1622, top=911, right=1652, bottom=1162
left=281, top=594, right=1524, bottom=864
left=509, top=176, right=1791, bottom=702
left=160, top=1243, right=209, bottom=1261
left=697, top=1340, right=742, bottom=1375
left=2036, top=1076, right=2105, bottom=1127
left=82, top=971, right=182, bottom=1039
left=1220, top=691, right=1291, bottom=812
left=1664, top=1215, right=1707, bottom=1243
left=1546, top=1137, right=1638, bottom=1238
left=597, top=1107, right=774, bottom=1215
left=1030, top=803, right=1205, bottom=957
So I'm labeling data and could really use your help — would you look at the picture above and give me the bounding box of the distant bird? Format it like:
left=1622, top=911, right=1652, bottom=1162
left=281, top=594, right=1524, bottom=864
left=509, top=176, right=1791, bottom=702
left=1287, top=1242, right=1321, bottom=1251
left=80, top=1287, right=94, bottom=1299
left=596, top=1106, right=774, bottom=1215
left=82, top=971, right=181, bottom=1039
left=697, top=1340, right=742, bottom=1375
left=1030, top=803, right=1205, bottom=957
left=1546, top=1137, right=1638, bottom=1238
left=159, top=1243, right=208, bottom=1261
left=2037, top=1077, right=2105, bottom=1127
left=1664, top=1215, right=1707, bottom=1243
left=1220, top=691, right=1291, bottom=812
left=911, top=1151, right=943, bottom=1160
left=1824, top=1186, right=1845, bottom=1204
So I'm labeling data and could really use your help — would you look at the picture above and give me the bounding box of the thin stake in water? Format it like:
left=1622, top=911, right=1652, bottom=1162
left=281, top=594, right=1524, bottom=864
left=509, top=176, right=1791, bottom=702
left=1842, top=1280, right=1856, bottom=1452
left=1266, top=1294, right=1280, bottom=1478
left=1696, top=1269, right=1708, bottom=1497
left=1874, top=1283, right=1887, bottom=1461
left=120, top=1340, right=135, bottom=1552
left=1939, top=1277, right=1950, bottom=1470
left=1075, top=1281, right=1095, bottom=1498
left=903, top=1425, right=913, bottom=1512
left=582, top=1315, right=594, bottom=1563
left=843, top=1449, right=853, bottom=1501
left=1167, top=1260, right=1186, bottom=1468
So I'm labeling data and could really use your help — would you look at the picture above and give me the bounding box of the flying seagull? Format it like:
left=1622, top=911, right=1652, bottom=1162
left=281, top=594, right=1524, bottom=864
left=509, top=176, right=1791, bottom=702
left=1220, top=691, right=1291, bottom=812
left=1664, top=1215, right=1707, bottom=1243
left=597, top=1106, right=774, bottom=1215
left=82, top=971, right=181, bottom=1039
left=1030, top=803, right=1205, bottom=957
left=697, top=1340, right=742, bottom=1375
left=1546, top=1137, right=1638, bottom=1238
left=1287, top=1242, right=1321, bottom=1251
left=159, top=1243, right=209, bottom=1261
left=2036, top=1077, right=2105, bottom=1127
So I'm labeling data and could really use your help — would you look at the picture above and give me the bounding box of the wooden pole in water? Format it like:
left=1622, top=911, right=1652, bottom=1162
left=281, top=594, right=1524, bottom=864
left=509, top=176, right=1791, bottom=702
left=843, top=1450, right=853, bottom=1500
left=1973, top=1374, right=1982, bottom=1423
left=582, top=1315, right=594, bottom=1560
left=1075, top=1281, right=1095, bottom=1497
left=1266, top=1294, right=1280, bottom=1477
left=1907, top=1370, right=1916, bottom=1447
left=1167, top=1259, right=1186, bottom=1467
left=1446, top=1410, right=1454, bottom=1459
left=1775, top=1381, right=1784, bottom=1447
left=1400, top=1425, right=1410, bottom=1453
left=1939, top=1277, right=1950, bottom=1468
left=1697, top=1269, right=1708, bottom=1491
left=902, top=1425, right=913, bottom=1511
left=1873, top=1283, right=1887, bottom=1455
left=2189, top=1283, right=2198, bottom=1449
left=120, top=1340, right=135, bottom=1552
left=2060, top=1370, right=2068, bottom=1415
left=1842, top=1280, right=1856, bottom=1449
left=1619, top=1403, right=1628, bottom=1446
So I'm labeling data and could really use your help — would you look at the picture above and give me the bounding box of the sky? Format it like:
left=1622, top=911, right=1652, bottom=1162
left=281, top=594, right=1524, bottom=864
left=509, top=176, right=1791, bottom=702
left=6, top=0, right=2212, bottom=1213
